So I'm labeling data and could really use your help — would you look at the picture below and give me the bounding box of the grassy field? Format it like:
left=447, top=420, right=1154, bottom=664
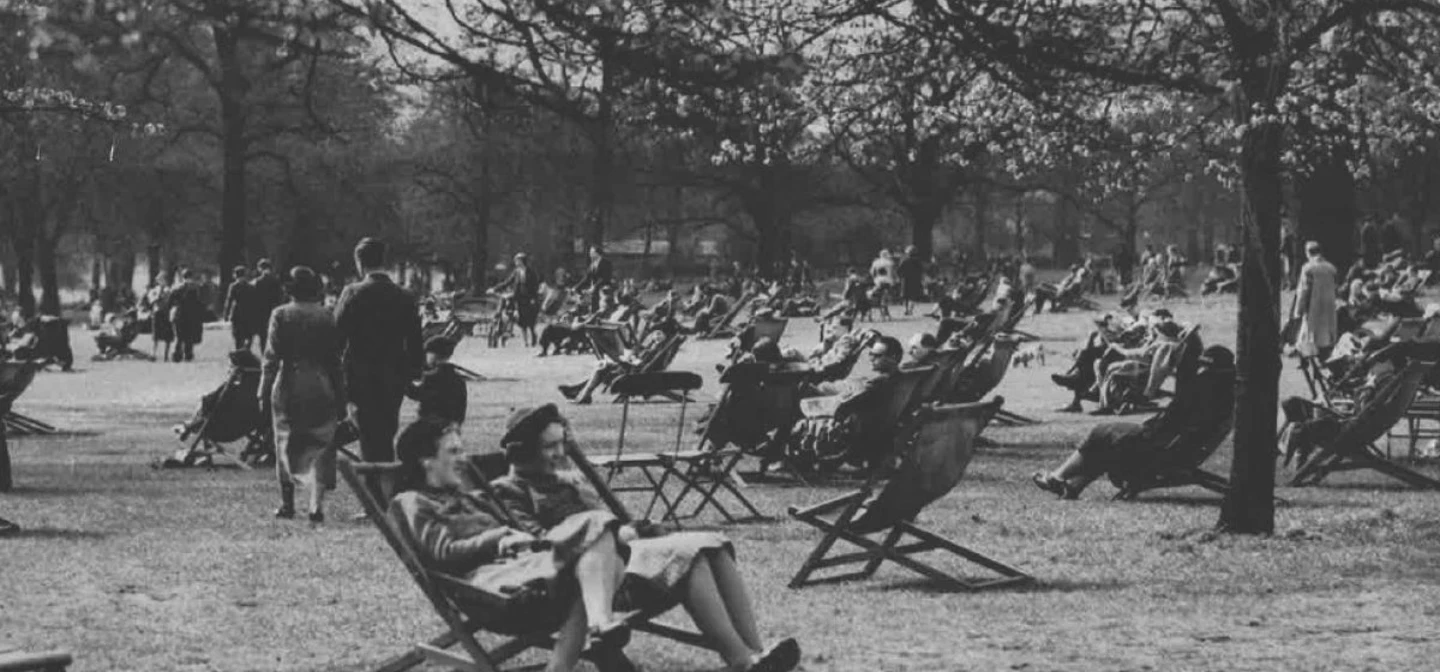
left=3, top=294, right=1440, bottom=672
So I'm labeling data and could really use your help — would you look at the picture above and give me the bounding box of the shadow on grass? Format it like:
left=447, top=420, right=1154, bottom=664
left=1, top=483, right=97, bottom=498
left=864, top=576, right=1124, bottom=595
left=4, top=526, right=109, bottom=541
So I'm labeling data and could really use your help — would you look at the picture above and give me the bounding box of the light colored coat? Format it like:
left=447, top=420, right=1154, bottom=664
left=1295, top=257, right=1339, bottom=356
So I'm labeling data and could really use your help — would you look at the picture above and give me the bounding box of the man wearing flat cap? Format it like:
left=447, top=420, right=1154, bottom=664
left=334, top=237, right=424, bottom=502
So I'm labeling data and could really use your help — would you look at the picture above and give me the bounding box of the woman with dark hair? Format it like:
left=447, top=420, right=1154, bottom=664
left=392, top=420, right=631, bottom=672
left=490, top=404, right=801, bottom=672
left=261, top=266, right=346, bottom=523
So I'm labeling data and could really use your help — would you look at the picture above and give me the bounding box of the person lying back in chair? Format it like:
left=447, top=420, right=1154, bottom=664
left=392, top=420, right=634, bottom=672
left=1032, top=345, right=1235, bottom=499
left=788, top=337, right=904, bottom=469
left=488, top=404, right=802, bottom=672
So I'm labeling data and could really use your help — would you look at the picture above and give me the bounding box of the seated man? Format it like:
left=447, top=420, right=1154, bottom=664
left=94, top=310, right=142, bottom=358
left=173, top=349, right=263, bottom=443
left=789, top=337, right=904, bottom=469
left=1033, top=346, right=1235, bottom=499
left=8, top=314, right=73, bottom=371
left=1052, top=310, right=1169, bottom=412
left=691, top=286, right=732, bottom=334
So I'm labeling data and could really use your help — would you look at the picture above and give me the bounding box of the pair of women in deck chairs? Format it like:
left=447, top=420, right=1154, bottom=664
left=1034, top=345, right=1235, bottom=499
left=390, top=407, right=800, bottom=672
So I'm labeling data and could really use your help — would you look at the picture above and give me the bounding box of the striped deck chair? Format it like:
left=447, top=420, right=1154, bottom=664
left=788, top=399, right=1032, bottom=590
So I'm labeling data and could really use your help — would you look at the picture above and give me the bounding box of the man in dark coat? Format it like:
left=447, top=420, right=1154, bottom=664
left=334, top=237, right=424, bottom=502
left=249, top=259, right=285, bottom=353
left=224, top=265, right=255, bottom=351
left=897, top=245, right=925, bottom=316
left=169, top=270, right=206, bottom=362
left=574, top=245, right=613, bottom=311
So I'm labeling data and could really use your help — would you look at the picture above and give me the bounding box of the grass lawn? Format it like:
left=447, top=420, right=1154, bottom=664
left=3, top=294, right=1440, bottom=672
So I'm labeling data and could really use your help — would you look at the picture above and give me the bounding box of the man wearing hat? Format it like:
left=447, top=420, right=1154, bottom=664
left=249, top=259, right=284, bottom=353
left=493, top=252, right=542, bottom=347
left=334, top=237, right=424, bottom=502
left=169, top=269, right=207, bottom=362
left=1292, top=240, right=1338, bottom=358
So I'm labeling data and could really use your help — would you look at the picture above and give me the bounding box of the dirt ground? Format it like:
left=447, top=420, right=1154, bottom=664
left=3, top=295, right=1439, bottom=672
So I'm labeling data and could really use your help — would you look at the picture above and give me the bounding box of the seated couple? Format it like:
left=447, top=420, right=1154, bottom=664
left=393, top=406, right=800, bottom=672
left=1052, top=309, right=1184, bottom=413
left=1034, top=345, right=1235, bottom=499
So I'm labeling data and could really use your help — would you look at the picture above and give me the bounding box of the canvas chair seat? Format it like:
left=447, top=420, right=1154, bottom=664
left=788, top=399, right=1032, bottom=590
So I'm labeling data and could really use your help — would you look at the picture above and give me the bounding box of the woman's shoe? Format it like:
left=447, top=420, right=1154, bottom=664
left=1031, top=472, right=1067, bottom=498
left=274, top=506, right=296, bottom=520
left=747, top=638, right=800, bottom=672
left=308, top=511, right=325, bottom=525
left=588, top=621, right=631, bottom=651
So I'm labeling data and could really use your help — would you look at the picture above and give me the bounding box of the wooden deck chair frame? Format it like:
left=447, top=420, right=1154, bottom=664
left=0, top=649, right=71, bottom=672
left=590, top=371, right=706, bottom=523
left=1109, top=411, right=1236, bottom=501
left=584, top=325, right=630, bottom=367
left=1288, top=358, right=1440, bottom=489
left=702, top=292, right=755, bottom=339
left=948, top=337, right=1034, bottom=427
left=659, top=363, right=776, bottom=524
left=337, top=459, right=644, bottom=672
left=0, top=360, right=58, bottom=437
left=788, top=399, right=1032, bottom=591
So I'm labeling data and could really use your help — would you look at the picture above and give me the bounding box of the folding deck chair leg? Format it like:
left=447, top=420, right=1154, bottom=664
left=1356, top=448, right=1440, bottom=489
left=787, top=493, right=868, bottom=588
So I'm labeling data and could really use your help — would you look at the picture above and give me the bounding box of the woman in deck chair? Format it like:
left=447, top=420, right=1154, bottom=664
left=393, top=420, right=633, bottom=672
left=1032, top=345, right=1235, bottom=499
left=490, top=404, right=801, bottom=672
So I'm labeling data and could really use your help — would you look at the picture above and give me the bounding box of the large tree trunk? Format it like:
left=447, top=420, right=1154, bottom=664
left=468, top=189, right=492, bottom=294
left=215, top=27, right=248, bottom=311
left=585, top=52, right=617, bottom=256
left=971, top=183, right=990, bottom=264
left=1052, top=188, right=1078, bottom=266
left=908, top=200, right=941, bottom=264
left=36, top=234, right=61, bottom=316
left=14, top=195, right=38, bottom=319
left=1296, top=148, right=1356, bottom=278
left=1218, top=72, right=1285, bottom=536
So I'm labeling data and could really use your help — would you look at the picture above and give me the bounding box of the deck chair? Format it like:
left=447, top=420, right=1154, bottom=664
left=788, top=399, right=1032, bottom=590
left=656, top=363, right=782, bottom=523
left=1286, top=358, right=1440, bottom=489
left=337, top=459, right=699, bottom=672
left=947, top=337, right=1032, bottom=426
left=1108, top=405, right=1236, bottom=501
left=589, top=371, right=706, bottom=522
left=701, top=292, right=755, bottom=339
left=1, top=360, right=58, bottom=438
left=790, top=365, right=937, bottom=475
left=339, top=460, right=633, bottom=672
left=0, top=650, right=71, bottom=672
left=1097, top=325, right=1202, bottom=415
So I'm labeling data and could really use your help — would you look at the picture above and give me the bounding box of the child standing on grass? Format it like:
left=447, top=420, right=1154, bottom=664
left=407, top=336, right=468, bottom=426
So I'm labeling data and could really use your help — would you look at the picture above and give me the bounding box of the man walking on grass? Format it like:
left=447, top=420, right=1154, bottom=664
left=334, top=238, right=424, bottom=504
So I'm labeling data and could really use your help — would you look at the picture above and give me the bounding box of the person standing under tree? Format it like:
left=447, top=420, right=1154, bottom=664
left=224, top=265, right=255, bottom=351
left=249, top=259, right=285, bottom=353
left=169, top=270, right=206, bottom=362
left=262, top=266, right=345, bottom=524
left=334, top=237, right=424, bottom=505
left=147, top=272, right=175, bottom=362
left=897, top=245, right=925, bottom=316
left=495, top=252, right=542, bottom=347
left=1293, top=241, right=1339, bottom=360
left=574, top=245, right=614, bottom=312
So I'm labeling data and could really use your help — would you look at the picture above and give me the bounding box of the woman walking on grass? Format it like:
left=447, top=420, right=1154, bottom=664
left=261, top=266, right=347, bottom=524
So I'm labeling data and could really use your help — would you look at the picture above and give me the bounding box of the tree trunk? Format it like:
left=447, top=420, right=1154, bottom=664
left=908, top=200, right=941, bottom=264
left=1296, top=148, right=1356, bottom=278
left=1052, top=189, right=1078, bottom=265
left=469, top=196, right=491, bottom=294
left=14, top=193, right=38, bottom=319
left=586, top=52, right=617, bottom=256
left=972, top=183, right=990, bottom=264
left=1218, top=71, right=1286, bottom=536
left=36, top=234, right=61, bottom=316
left=215, top=27, right=248, bottom=316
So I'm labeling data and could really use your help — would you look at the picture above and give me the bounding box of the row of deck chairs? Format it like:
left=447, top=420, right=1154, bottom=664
left=336, top=390, right=1032, bottom=671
